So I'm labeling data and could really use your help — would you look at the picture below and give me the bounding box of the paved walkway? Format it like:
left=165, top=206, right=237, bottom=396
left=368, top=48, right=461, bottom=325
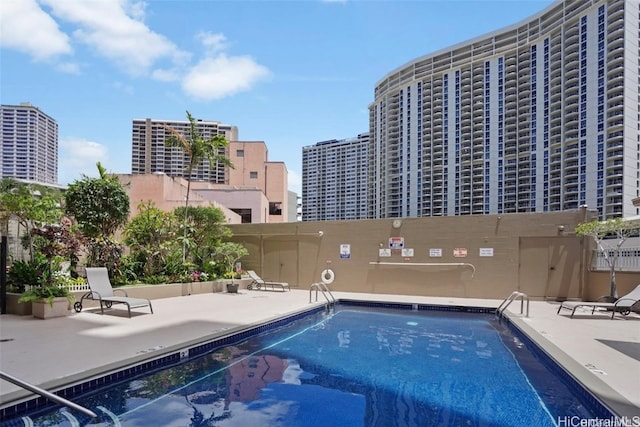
left=1, top=290, right=638, bottom=418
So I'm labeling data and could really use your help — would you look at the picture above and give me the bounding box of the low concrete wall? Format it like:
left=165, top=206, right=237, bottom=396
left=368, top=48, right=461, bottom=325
left=4, top=279, right=255, bottom=316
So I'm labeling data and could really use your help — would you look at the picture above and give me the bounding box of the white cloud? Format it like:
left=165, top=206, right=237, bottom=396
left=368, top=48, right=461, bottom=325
left=2, top=0, right=270, bottom=100
left=41, top=0, right=186, bottom=76
left=182, top=54, right=270, bottom=100
left=0, top=0, right=72, bottom=60
left=196, top=31, right=227, bottom=54
left=58, top=137, right=109, bottom=184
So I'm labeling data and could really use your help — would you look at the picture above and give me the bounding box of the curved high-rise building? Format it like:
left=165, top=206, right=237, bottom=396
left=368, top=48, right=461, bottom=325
left=369, top=0, right=638, bottom=219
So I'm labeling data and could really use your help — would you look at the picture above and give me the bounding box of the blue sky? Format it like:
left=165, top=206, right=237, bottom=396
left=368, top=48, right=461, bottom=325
left=1, top=0, right=554, bottom=194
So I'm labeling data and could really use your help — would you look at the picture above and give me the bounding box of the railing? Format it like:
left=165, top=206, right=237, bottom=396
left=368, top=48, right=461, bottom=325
left=496, top=291, right=529, bottom=318
left=591, top=247, right=640, bottom=272
left=369, top=261, right=476, bottom=278
left=0, top=370, right=97, bottom=418
left=309, top=282, right=335, bottom=308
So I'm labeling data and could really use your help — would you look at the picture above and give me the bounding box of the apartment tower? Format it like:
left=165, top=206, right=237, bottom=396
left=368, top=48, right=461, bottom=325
left=370, top=0, right=639, bottom=219
left=131, top=118, right=238, bottom=184
left=0, top=103, right=58, bottom=184
left=302, top=133, right=370, bottom=221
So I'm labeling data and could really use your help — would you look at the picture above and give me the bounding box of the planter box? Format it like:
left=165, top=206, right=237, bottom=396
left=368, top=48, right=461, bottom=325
left=31, top=297, right=70, bottom=319
left=4, top=292, right=32, bottom=316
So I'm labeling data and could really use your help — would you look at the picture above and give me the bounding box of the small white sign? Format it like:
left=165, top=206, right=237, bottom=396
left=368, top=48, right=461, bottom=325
left=401, top=248, right=414, bottom=257
left=479, top=247, right=494, bottom=257
left=340, top=244, right=351, bottom=259
left=379, top=248, right=391, bottom=257
left=429, top=248, right=442, bottom=257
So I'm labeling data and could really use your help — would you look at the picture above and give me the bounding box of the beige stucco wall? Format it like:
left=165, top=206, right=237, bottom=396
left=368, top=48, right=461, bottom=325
left=229, top=208, right=616, bottom=301
left=227, top=141, right=288, bottom=223
left=117, top=173, right=241, bottom=223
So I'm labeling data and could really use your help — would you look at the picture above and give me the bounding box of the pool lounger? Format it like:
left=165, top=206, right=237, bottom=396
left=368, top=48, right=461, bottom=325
left=75, top=267, right=154, bottom=317
left=557, top=284, right=640, bottom=319
left=246, top=270, right=290, bottom=292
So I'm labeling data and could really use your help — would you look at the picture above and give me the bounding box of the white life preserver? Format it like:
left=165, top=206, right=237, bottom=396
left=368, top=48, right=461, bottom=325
left=321, top=269, right=335, bottom=285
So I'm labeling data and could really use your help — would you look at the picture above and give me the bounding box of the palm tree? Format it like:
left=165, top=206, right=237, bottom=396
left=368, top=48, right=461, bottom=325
left=164, top=111, right=232, bottom=261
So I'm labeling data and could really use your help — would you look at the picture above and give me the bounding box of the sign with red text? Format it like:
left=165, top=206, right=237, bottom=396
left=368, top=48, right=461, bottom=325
left=453, top=248, right=467, bottom=257
left=389, top=237, right=404, bottom=249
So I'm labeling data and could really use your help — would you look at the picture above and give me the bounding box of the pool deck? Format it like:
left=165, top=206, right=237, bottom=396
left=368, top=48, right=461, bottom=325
left=1, top=290, right=639, bottom=419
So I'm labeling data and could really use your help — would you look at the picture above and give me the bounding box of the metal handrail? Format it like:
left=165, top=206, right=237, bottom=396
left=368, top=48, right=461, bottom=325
left=496, top=291, right=529, bottom=318
left=369, top=261, right=476, bottom=278
left=309, top=282, right=335, bottom=306
left=0, top=371, right=97, bottom=418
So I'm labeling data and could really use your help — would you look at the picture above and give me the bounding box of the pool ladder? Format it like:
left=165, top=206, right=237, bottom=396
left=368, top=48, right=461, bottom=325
left=496, top=291, right=529, bottom=318
left=309, top=282, right=336, bottom=310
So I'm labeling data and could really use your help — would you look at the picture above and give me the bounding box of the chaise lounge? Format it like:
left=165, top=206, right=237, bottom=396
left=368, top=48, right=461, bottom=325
left=246, top=270, right=290, bottom=292
left=74, top=267, right=154, bottom=317
left=556, top=284, right=640, bottom=319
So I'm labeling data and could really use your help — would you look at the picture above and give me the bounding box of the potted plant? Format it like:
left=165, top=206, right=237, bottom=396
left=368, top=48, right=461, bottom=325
left=213, top=242, right=249, bottom=293
left=18, top=279, right=76, bottom=319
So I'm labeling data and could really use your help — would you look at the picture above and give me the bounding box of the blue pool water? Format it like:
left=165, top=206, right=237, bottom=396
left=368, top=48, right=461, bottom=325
left=2, top=305, right=609, bottom=426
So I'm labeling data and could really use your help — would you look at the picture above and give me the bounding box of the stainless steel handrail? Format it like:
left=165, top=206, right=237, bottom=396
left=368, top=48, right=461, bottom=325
left=496, top=291, right=529, bottom=318
left=0, top=371, right=98, bottom=418
left=309, top=282, right=335, bottom=307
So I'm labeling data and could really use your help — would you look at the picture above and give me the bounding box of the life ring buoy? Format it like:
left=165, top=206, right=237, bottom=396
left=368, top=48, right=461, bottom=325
left=321, top=269, right=335, bottom=285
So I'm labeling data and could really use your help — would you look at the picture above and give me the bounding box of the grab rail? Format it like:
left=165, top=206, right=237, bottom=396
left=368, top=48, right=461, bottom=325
left=369, top=261, right=476, bottom=278
left=309, top=282, right=335, bottom=308
left=0, top=371, right=98, bottom=418
left=496, top=291, right=529, bottom=318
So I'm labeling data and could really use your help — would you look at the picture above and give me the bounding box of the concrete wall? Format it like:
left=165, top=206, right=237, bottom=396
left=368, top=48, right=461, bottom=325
left=230, top=208, right=609, bottom=301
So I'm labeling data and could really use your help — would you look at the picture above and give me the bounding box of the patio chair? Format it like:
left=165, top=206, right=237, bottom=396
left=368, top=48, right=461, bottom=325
left=74, top=267, right=154, bottom=317
left=556, top=284, right=640, bottom=319
left=246, top=270, right=290, bottom=292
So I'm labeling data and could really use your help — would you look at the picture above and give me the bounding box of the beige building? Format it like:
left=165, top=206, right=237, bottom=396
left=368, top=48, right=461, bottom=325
left=130, top=116, right=289, bottom=223
left=116, top=173, right=241, bottom=223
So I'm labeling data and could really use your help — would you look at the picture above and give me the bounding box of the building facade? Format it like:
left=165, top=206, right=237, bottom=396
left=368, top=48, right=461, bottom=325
left=1, top=103, right=58, bottom=184
left=370, top=0, right=639, bottom=220
left=302, top=133, right=370, bottom=221
left=131, top=118, right=238, bottom=184
left=131, top=119, right=290, bottom=223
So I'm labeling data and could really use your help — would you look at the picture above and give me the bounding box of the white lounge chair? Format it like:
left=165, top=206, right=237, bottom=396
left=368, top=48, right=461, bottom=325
left=74, top=267, right=154, bottom=317
left=557, top=284, right=640, bottom=319
left=246, top=270, right=290, bottom=292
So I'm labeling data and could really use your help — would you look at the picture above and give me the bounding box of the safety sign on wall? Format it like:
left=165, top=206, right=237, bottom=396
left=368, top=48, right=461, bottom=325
left=340, top=244, right=351, bottom=259
left=389, top=237, right=404, bottom=249
left=453, top=248, right=468, bottom=257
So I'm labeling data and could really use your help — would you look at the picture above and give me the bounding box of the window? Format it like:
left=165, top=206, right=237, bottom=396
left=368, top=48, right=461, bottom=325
left=250, top=171, right=258, bottom=179
left=269, top=202, right=282, bottom=215
left=236, top=149, right=244, bottom=157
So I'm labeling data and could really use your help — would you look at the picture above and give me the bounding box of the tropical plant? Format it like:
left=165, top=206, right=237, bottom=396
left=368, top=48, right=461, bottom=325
left=64, top=162, right=129, bottom=273
left=0, top=178, right=64, bottom=258
left=7, top=257, right=47, bottom=292
left=575, top=218, right=640, bottom=300
left=124, top=201, right=180, bottom=278
left=173, top=205, right=231, bottom=271
left=64, top=162, right=130, bottom=238
left=213, top=242, right=249, bottom=285
left=163, top=111, right=232, bottom=261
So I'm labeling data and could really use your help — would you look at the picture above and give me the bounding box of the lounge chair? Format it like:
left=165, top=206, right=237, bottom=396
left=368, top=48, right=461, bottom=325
left=557, top=284, right=640, bottom=319
left=74, top=267, right=154, bottom=317
left=246, top=270, right=290, bottom=292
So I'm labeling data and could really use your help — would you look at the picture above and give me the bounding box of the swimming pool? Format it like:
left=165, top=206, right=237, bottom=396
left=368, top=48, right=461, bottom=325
left=1, top=303, right=613, bottom=426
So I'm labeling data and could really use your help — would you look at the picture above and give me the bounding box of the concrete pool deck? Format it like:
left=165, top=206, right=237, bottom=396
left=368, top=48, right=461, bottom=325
left=1, top=290, right=639, bottom=419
